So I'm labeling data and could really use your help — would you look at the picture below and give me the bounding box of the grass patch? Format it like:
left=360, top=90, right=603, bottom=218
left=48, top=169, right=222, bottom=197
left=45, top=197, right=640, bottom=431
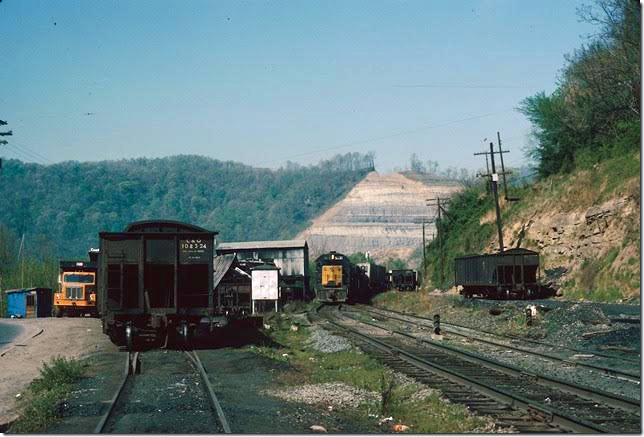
left=373, top=291, right=547, bottom=339
left=9, top=357, right=87, bottom=433
left=251, top=305, right=489, bottom=433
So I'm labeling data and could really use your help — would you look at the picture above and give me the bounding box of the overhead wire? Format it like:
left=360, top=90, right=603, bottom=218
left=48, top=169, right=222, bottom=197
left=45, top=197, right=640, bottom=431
left=393, top=84, right=535, bottom=89
left=2, top=143, right=38, bottom=163
left=263, top=108, right=516, bottom=167
left=10, top=141, right=54, bottom=164
left=3, top=142, right=52, bottom=165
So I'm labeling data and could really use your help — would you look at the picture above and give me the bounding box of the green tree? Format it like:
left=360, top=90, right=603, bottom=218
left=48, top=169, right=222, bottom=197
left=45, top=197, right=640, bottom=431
left=520, top=0, right=640, bottom=177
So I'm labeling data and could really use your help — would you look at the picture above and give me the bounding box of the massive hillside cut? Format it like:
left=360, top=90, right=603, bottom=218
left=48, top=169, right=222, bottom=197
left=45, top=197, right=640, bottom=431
left=298, top=172, right=462, bottom=262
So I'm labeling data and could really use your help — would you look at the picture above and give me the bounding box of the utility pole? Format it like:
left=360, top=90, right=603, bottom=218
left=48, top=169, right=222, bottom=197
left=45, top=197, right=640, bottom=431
left=422, top=220, right=426, bottom=275
left=0, top=120, right=11, bottom=170
left=488, top=142, right=504, bottom=253
left=426, top=197, right=450, bottom=285
left=497, top=131, right=520, bottom=202
left=474, top=144, right=508, bottom=253
left=18, top=233, right=25, bottom=288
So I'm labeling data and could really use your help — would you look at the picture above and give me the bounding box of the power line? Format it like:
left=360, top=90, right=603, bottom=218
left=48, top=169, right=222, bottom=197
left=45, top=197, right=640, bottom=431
left=263, top=108, right=515, bottom=167
left=4, top=144, right=43, bottom=164
left=10, top=141, right=54, bottom=164
left=5, top=143, right=52, bottom=165
left=393, top=84, right=535, bottom=89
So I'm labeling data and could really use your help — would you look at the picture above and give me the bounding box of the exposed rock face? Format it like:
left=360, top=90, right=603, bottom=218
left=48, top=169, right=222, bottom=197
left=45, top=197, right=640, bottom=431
left=482, top=176, right=640, bottom=300
left=299, top=172, right=461, bottom=262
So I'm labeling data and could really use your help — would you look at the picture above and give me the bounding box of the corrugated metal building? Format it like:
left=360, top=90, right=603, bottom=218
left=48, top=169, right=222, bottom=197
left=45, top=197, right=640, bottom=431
left=4, top=288, right=53, bottom=318
left=216, top=240, right=309, bottom=300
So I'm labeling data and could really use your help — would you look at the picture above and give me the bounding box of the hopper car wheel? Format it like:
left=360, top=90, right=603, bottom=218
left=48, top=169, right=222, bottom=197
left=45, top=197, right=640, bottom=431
left=125, top=324, right=134, bottom=351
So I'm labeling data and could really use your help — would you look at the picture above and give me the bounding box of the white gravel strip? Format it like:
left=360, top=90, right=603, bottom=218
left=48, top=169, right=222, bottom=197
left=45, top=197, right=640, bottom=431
left=308, top=327, right=353, bottom=353
left=265, top=382, right=379, bottom=408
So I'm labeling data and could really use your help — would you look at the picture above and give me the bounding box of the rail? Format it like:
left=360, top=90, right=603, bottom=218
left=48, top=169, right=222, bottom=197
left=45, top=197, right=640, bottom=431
left=372, top=305, right=640, bottom=364
left=94, top=351, right=139, bottom=433
left=356, top=305, right=640, bottom=381
left=183, top=350, right=231, bottom=433
left=315, top=305, right=640, bottom=433
left=94, top=350, right=231, bottom=433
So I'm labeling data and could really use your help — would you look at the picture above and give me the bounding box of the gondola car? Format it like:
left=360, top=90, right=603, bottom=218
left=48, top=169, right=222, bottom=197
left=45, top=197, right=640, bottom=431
left=454, top=248, right=543, bottom=299
left=98, top=220, right=217, bottom=348
left=314, top=251, right=371, bottom=303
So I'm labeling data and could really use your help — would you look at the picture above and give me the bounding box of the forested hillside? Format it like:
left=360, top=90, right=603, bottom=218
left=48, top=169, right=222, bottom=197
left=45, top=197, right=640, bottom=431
left=423, top=0, right=640, bottom=302
left=0, top=152, right=373, bottom=259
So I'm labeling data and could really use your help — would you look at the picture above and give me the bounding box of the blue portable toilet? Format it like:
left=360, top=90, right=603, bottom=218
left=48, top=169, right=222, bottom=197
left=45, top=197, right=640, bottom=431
left=4, top=288, right=53, bottom=318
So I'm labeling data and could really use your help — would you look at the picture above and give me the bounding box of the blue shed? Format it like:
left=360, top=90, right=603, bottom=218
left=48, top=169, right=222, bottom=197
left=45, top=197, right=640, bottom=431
left=5, top=288, right=53, bottom=318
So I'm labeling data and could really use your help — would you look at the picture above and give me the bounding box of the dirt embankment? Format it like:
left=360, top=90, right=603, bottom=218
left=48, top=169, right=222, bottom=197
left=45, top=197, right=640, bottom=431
left=299, top=171, right=461, bottom=263
left=481, top=160, right=640, bottom=301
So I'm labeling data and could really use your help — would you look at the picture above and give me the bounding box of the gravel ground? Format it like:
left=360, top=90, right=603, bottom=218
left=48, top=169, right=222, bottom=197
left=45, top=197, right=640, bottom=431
left=47, top=351, right=125, bottom=433
left=357, top=300, right=641, bottom=402
left=307, top=326, right=353, bottom=353
left=197, top=347, right=380, bottom=433
left=265, top=382, right=379, bottom=408
left=103, top=350, right=222, bottom=433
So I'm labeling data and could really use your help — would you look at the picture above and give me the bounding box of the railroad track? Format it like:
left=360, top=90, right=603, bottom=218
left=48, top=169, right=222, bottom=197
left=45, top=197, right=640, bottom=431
left=363, top=304, right=640, bottom=364
left=354, top=304, right=640, bottom=381
left=313, top=304, right=640, bottom=433
left=94, top=349, right=231, bottom=433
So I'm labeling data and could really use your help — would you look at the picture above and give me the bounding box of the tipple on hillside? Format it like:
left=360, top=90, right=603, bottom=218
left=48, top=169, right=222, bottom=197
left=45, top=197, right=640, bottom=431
left=454, top=248, right=546, bottom=299
left=98, top=220, right=218, bottom=348
left=216, top=239, right=309, bottom=300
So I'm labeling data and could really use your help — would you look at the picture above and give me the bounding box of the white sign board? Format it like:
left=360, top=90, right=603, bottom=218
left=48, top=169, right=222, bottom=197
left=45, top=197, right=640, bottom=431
left=492, top=173, right=499, bottom=182
left=252, top=270, right=279, bottom=300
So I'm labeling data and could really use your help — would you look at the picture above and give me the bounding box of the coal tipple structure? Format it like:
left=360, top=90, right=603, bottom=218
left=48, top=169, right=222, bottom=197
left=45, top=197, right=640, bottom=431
left=216, top=240, right=309, bottom=300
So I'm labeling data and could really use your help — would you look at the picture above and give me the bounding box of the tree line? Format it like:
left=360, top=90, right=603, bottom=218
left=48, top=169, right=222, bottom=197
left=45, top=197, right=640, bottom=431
left=520, top=0, right=640, bottom=177
left=0, top=152, right=374, bottom=262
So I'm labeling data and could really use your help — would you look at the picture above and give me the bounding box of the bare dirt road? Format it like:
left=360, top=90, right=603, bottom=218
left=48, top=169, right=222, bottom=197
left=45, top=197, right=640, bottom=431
left=0, top=317, right=117, bottom=427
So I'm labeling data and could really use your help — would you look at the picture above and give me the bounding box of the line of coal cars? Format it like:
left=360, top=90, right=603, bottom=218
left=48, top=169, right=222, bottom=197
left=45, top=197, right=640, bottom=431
left=96, top=219, right=546, bottom=348
left=97, top=220, right=409, bottom=348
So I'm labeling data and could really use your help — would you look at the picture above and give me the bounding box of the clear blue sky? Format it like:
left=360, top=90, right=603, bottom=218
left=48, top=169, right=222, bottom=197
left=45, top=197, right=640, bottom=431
left=0, top=0, right=596, bottom=172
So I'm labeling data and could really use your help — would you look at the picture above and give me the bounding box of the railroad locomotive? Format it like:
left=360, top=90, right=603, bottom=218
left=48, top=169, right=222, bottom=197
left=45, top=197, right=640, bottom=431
left=454, top=248, right=544, bottom=299
left=314, top=251, right=381, bottom=303
left=98, top=220, right=218, bottom=348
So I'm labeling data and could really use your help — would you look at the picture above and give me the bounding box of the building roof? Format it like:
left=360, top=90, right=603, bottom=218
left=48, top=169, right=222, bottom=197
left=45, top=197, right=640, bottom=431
left=124, top=220, right=216, bottom=234
left=217, top=240, right=307, bottom=251
left=212, top=254, right=237, bottom=289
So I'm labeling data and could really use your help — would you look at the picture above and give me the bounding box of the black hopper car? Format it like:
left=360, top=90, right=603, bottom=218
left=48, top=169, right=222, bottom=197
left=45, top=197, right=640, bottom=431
left=314, top=251, right=382, bottom=304
left=357, top=261, right=387, bottom=294
left=98, top=220, right=223, bottom=349
left=454, top=248, right=552, bottom=299
left=390, top=269, right=418, bottom=291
